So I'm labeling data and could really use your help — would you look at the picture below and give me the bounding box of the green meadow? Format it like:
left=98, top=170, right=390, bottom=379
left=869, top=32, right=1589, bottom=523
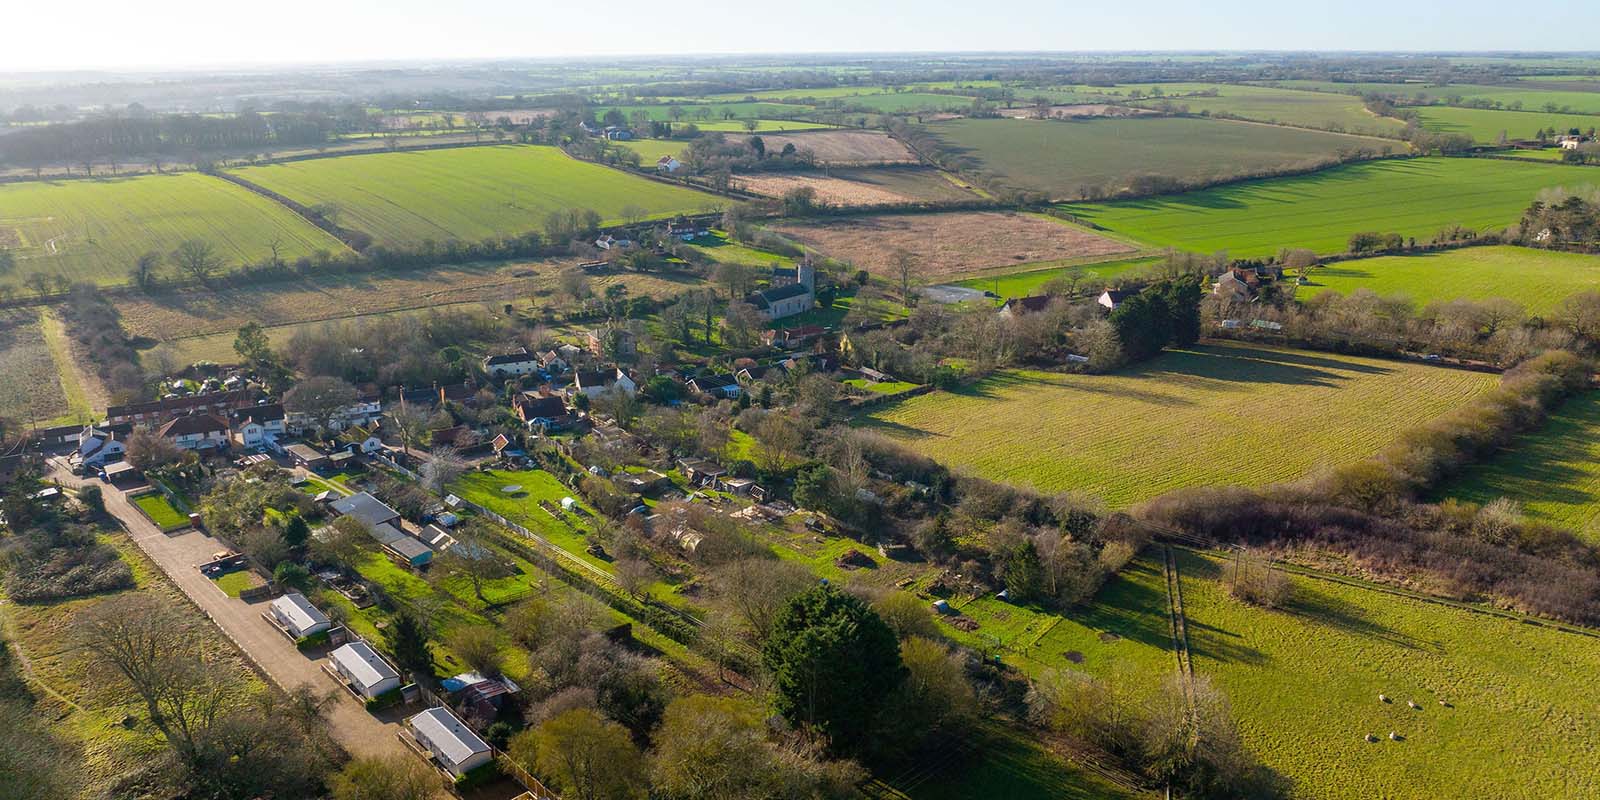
left=1297, top=246, right=1600, bottom=313
left=1064, top=157, right=1589, bottom=258
left=0, top=172, right=346, bottom=286
left=929, top=116, right=1394, bottom=199
left=863, top=344, right=1494, bottom=508
left=230, top=145, right=720, bottom=246
left=1126, top=83, right=1407, bottom=136
left=952, top=256, right=1161, bottom=299
left=1413, top=106, right=1600, bottom=142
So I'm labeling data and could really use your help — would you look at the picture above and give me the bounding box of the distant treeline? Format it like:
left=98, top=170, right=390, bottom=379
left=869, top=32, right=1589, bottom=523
left=0, top=111, right=342, bottom=170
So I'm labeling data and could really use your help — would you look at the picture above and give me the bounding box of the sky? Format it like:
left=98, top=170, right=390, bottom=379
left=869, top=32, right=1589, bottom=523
left=4, top=0, right=1599, bottom=72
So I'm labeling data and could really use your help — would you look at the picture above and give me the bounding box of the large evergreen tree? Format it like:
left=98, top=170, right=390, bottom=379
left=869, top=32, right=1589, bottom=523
left=762, top=585, right=905, bottom=754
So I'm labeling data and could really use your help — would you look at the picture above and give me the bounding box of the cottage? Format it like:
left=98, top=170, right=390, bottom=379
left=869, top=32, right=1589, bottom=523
left=407, top=707, right=493, bottom=778
left=998, top=295, right=1053, bottom=318
left=155, top=414, right=230, bottom=451
left=665, top=217, right=708, bottom=241
left=482, top=348, right=540, bottom=379
left=328, top=641, right=401, bottom=700
left=330, top=492, right=402, bottom=531
left=230, top=403, right=286, bottom=449
left=514, top=392, right=570, bottom=429
left=746, top=261, right=816, bottom=322
left=763, top=324, right=826, bottom=348
left=288, top=392, right=382, bottom=434
left=285, top=443, right=330, bottom=470
left=572, top=367, right=637, bottom=400
left=687, top=373, right=742, bottom=399
left=268, top=592, right=331, bottom=639
left=656, top=155, right=683, bottom=173
left=584, top=326, right=637, bottom=359
left=537, top=349, right=569, bottom=373
left=594, top=234, right=634, bottom=251
left=106, top=388, right=259, bottom=427
left=1098, top=289, right=1133, bottom=311
left=429, top=425, right=477, bottom=450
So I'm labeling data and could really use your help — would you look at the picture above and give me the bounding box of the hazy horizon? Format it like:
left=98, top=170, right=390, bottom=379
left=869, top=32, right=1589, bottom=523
left=7, top=0, right=1600, bottom=73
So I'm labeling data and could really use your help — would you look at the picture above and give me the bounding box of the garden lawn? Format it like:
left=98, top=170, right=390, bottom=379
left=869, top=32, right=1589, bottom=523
left=928, top=116, right=1395, bottom=198
left=1297, top=245, right=1600, bottom=313
left=229, top=145, right=719, bottom=247
left=1444, top=391, right=1600, bottom=544
left=862, top=344, right=1496, bottom=507
left=133, top=493, right=188, bottom=529
left=1064, top=157, right=1591, bottom=258
left=451, top=468, right=613, bottom=574
left=1176, top=548, right=1600, bottom=800
left=0, top=172, right=347, bottom=286
left=212, top=570, right=260, bottom=598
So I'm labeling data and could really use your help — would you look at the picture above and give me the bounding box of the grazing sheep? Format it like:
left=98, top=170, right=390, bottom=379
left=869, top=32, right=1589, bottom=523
left=1379, top=694, right=1391, bottom=703
left=1389, top=732, right=1404, bottom=741
left=1365, top=733, right=1379, bottom=743
left=1408, top=700, right=1421, bottom=710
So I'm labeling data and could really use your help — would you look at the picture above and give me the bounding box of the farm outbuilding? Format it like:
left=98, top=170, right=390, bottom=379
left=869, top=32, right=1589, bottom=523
left=268, top=592, right=331, bottom=639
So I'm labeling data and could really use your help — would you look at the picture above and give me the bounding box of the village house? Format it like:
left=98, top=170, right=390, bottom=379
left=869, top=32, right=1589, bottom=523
left=594, top=233, right=633, bottom=250
left=74, top=424, right=126, bottom=467
left=105, top=388, right=260, bottom=427
left=156, top=414, right=230, bottom=451
left=285, top=442, right=330, bottom=470
left=1213, top=267, right=1261, bottom=303
left=537, top=349, right=570, bottom=373
left=268, top=592, right=331, bottom=640
left=572, top=367, right=637, bottom=400
left=998, top=295, right=1052, bottom=318
left=762, top=324, right=826, bottom=349
left=688, top=373, right=742, bottom=399
left=1098, top=289, right=1133, bottom=311
left=665, top=217, right=707, bottom=241
left=328, top=641, right=401, bottom=701
left=747, top=260, right=817, bottom=321
left=287, top=391, right=382, bottom=435
left=229, top=403, right=285, bottom=450
left=584, top=326, right=637, bottom=359
left=407, top=707, right=494, bottom=778
left=331, top=492, right=402, bottom=531
left=656, top=155, right=682, bottom=173
left=482, top=348, right=540, bottom=379
left=514, top=391, right=571, bottom=430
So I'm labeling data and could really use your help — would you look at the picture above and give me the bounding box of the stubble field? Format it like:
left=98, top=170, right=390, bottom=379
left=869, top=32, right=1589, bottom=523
left=734, top=167, right=978, bottom=206
left=770, top=212, right=1136, bottom=279
left=862, top=344, right=1495, bottom=507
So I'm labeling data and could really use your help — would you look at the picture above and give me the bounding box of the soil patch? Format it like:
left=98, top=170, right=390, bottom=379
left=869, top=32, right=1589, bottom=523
left=770, top=211, right=1135, bottom=279
left=1098, top=631, right=1121, bottom=643
left=749, top=130, right=916, bottom=165
left=1064, top=650, right=1085, bottom=663
left=735, top=175, right=911, bottom=206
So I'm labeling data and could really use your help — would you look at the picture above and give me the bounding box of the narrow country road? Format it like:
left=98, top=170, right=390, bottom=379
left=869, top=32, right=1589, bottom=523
left=48, top=460, right=406, bottom=760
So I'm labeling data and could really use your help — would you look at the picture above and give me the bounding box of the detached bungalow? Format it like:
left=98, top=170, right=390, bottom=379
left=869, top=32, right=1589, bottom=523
left=688, top=373, right=742, bottom=399
left=1098, top=289, right=1132, bottom=311
left=656, top=155, right=683, bottom=173
left=269, top=592, right=331, bottom=639
left=285, top=443, right=330, bottom=470
left=329, top=641, right=401, bottom=700
left=331, top=492, right=402, bottom=531
left=572, top=368, right=637, bottom=400
left=407, top=707, right=494, bottom=778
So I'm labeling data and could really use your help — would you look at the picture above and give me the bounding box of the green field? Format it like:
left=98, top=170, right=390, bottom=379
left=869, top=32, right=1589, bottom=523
left=952, top=256, right=1161, bottom=299
left=1445, top=391, right=1600, bottom=543
left=1176, top=549, right=1600, bottom=799
left=1413, top=106, right=1600, bottom=143
left=594, top=102, right=808, bottom=122
left=0, top=172, right=347, bottom=286
left=1064, top=157, right=1589, bottom=258
left=690, top=119, right=834, bottom=132
left=928, top=116, right=1395, bottom=199
left=1297, top=246, right=1600, bottom=313
left=862, top=344, right=1495, bottom=507
left=1272, top=80, right=1600, bottom=114
left=133, top=493, right=188, bottom=529
left=1126, top=83, right=1406, bottom=136
left=615, top=138, right=687, bottom=163
left=230, top=145, right=719, bottom=246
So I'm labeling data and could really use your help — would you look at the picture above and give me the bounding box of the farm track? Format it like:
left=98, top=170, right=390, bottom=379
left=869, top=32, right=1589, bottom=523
left=1161, top=546, right=1196, bottom=697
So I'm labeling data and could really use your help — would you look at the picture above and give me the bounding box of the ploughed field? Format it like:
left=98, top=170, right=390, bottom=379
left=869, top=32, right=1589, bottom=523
left=861, top=344, right=1495, bottom=507
left=228, top=144, right=719, bottom=247
left=0, top=172, right=346, bottom=286
left=1297, top=245, right=1600, bottom=313
left=733, top=167, right=978, bottom=206
left=926, top=116, right=1395, bottom=198
left=1064, top=157, right=1590, bottom=258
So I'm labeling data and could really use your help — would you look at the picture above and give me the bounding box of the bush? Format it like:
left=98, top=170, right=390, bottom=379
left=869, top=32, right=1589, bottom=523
left=1, top=525, right=134, bottom=602
left=364, top=686, right=404, bottom=710
left=1223, top=555, right=1294, bottom=609
left=453, top=760, right=501, bottom=789
left=295, top=630, right=331, bottom=650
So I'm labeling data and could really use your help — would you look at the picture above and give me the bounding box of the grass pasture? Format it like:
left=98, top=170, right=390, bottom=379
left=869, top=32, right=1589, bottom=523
left=1175, top=549, right=1600, bottom=799
left=1297, top=245, right=1600, bottom=313
left=1445, top=391, right=1600, bottom=543
left=928, top=116, right=1396, bottom=199
left=133, top=493, right=189, bottom=530
left=1413, top=106, right=1600, bottom=143
left=1127, top=83, right=1407, bottom=136
left=951, top=256, right=1161, bottom=299
left=0, top=172, right=347, bottom=286
left=229, top=145, right=720, bottom=247
left=1064, top=157, right=1590, bottom=258
left=862, top=344, right=1495, bottom=507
